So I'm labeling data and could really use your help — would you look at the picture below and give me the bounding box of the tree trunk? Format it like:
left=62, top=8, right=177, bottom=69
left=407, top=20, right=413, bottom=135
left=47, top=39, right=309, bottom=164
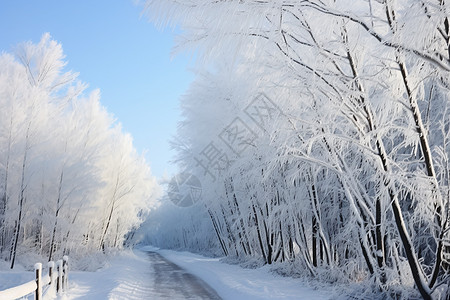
left=208, top=208, right=228, bottom=256
left=252, top=202, right=267, bottom=262
left=384, top=3, right=442, bottom=294
left=10, top=125, right=30, bottom=269
left=49, top=170, right=64, bottom=262
left=312, top=215, right=318, bottom=268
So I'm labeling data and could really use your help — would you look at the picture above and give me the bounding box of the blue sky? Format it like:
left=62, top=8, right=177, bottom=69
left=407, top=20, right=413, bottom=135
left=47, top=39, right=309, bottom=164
left=0, top=0, right=194, bottom=178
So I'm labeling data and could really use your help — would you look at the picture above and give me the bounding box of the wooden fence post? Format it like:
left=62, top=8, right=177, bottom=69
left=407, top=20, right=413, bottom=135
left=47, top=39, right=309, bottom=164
left=57, top=260, right=63, bottom=294
left=48, top=261, right=54, bottom=291
left=34, top=263, right=42, bottom=300
left=63, top=256, right=69, bottom=290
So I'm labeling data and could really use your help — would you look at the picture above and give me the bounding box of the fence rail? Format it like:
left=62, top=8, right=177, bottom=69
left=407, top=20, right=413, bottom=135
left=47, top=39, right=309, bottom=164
left=0, top=256, right=69, bottom=300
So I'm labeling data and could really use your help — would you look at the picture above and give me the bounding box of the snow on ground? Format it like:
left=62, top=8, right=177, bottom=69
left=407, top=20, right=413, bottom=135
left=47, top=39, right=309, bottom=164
left=0, top=251, right=155, bottom=300
left=0, top=247, right=331, bottom=299
left=62, top=250, right=156, bottom=300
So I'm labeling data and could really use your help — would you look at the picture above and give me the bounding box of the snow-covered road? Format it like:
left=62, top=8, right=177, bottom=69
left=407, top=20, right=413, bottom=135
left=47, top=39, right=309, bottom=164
left=146, top=251, right=222, bottom=299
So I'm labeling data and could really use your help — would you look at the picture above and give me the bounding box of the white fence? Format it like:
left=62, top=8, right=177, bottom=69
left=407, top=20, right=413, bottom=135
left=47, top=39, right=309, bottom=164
left=0, top=256, right=69, bottom=300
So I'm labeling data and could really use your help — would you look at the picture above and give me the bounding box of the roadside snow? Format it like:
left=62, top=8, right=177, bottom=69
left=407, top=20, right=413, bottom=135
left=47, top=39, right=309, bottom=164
left=0, top=251, right=155, bottom=300
left=62, top=250, right=155, bottom=300
left=0, top=270, right=36, bottom=299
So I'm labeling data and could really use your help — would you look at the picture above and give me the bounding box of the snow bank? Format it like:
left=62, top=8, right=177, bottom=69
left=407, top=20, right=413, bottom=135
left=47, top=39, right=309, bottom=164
left=61, top=250, right=156, bottom=300
left=0, top=279, right=36, bottom=299
left=0, top=271, right=36, bottom=300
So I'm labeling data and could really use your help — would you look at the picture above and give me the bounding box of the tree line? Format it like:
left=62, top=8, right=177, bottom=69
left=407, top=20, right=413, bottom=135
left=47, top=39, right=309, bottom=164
left=0, top=34, right=159, bottom=269
left=143, top=0, right=450, bottom=299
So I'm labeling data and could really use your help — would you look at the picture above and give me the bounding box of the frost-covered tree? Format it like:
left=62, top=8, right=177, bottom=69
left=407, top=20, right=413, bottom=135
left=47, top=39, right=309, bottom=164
left=0, top=34, right=160, bottom=268
left=143, top=0, right=450, bottom=298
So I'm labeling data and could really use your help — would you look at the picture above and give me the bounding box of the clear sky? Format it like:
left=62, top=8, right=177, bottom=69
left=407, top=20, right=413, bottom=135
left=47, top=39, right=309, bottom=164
left=0, top=0, right=194, bottom=178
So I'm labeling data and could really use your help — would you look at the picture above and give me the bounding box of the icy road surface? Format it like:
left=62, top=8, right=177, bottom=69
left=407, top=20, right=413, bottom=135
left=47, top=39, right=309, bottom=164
left=146, top=251, right=222, bottom=299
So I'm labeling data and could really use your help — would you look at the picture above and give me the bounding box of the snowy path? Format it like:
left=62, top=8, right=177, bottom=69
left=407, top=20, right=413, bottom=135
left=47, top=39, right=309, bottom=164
left=146, top=251, right=222, bottom=299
